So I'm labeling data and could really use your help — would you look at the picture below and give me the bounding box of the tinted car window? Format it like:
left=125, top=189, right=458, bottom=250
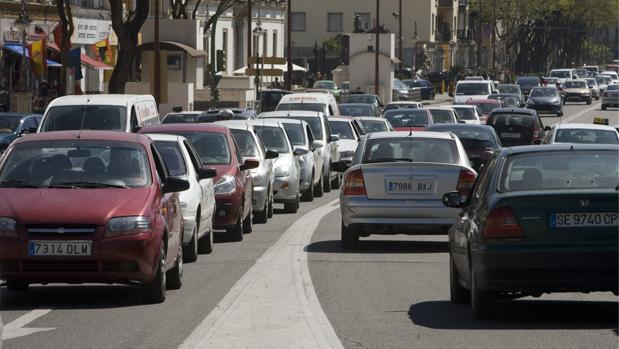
left=607, top=84, right=619, bottom=91
left=428, top=109, right=456, bottom=123
left=162, top=113, right=200, bottom=124
left=530, top=88, right=559, bottom=97
left=41, top=105, right=127, bottom=132
left=363, top=138, right=458, bottom=164
left=281, top=123, right=306, bottom=146
left=456, top=83, right=491, bottom=95
left=384, top=110, right=429, bottom=128
left=340, top=95, right=376, bottom=104
left=0, top=115, right=24, bottom=133
left=154, top=141, right=188, bottom=176
left=254, top=126, right=291, bottom=153
left=452, top=107, right=476, bottom=120
left=564, top=81, right=587, bottom=89
left=358, top=119, right=389, bottom=133
left=166, top=131, right=231, bottom=165
left=550, top=71, right=572, bottom=78
left=339, top=104, right=373, bottom=116
left=488, top=114, right=536, bottom=128
left=555, top=129, right=618, bottom=144
left=230, top=129, right=260, bottom=157
left=516, top=77, right=540, bottom=86
left=498, top=85, right=520, bottom=94
left=330, top=121, right=355, bottom=139
left=475, top=103, right=498, bottom=115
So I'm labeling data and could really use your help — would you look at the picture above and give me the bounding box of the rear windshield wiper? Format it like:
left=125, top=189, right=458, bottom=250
left=51, top=181, right=130, bottom=189
left=365, top=158, right=413, bottom=164
left=0, top=180, right=39, bottom=188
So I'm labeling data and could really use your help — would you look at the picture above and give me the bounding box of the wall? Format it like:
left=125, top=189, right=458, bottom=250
left=348, top=33, right=395, bottom=103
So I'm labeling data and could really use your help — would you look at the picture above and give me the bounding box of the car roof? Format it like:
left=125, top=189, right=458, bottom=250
left=255, top=118, right=308, bottom=126
left=328, top=117, right=354, bottom=122
left=14, top=130, right=149, bottom=145
left=386, top=101, right=422, bottom=105
left=489, top=108, right=536, bottom=115
left=145, top=133, right=187, bottom=142
left=338, top=103, right=373, bottom=107
left=564, top=79, right=588, bottom=83
left=450, top=105, right=476, bottom=109
left=353, top=116, right=387, bottom=121
left=553, top=123, right=618, bottom=131
left=247, top=119, right=285, bottom=128
left=46, top=94, right=154, bottom=107
left=279, top=93, right=333, bottom=103
left=466, top=99, right=500, bottom=104
left=426, top=124, right=495, bottom=132
left=139, top=123, right=229, bottom=134
left=366, top=131, right=455, bottom=140
left=457, top=80, right=493, bottom=84
left=424, top=106, right=455, bottom=111
left=501, top=143, right=619, bottom=155
left=164, top=111, right=201, bottom=116
left=498, top=83, right=518, bottom=87
left=259, top=110, right=324, bottom=118
left=213, top=120, right=255, bottom=130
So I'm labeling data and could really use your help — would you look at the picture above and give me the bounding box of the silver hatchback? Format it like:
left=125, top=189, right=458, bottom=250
left=333, top=131, right=477, bottom=249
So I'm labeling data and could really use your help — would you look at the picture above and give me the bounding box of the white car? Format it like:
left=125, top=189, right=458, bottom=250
left=450, top=105, right=483, bottom=124
left=328, top=117, right=362, bottom=165
left=600, top=71, right=619, bottom=84
left=353, top=116, right=395, bottom=133
left=543, top=123, right=619, bottom=145
left=334, top=131, right=477, bottom=249
left=383, top=101, right=424, bottom=112
left=451, top=80, right=496, bottom=104
left=148, top=134, right=217, bottom=262
left=424, top=106, right=460, bottom=124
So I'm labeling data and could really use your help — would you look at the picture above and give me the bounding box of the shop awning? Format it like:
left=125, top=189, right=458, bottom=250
left=3, top=44, right=61, bottom=67
left=47, top=43, right=113, bottom=70
left=139, top=41, right=207, bottom=57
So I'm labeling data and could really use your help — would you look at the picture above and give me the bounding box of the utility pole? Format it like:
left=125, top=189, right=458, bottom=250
left=154, top=0, right=160, bottom=106
left=286, top=0, right=292, bottom=90
left=476, top=0, right=482, bottom=70
left=398, top=0, right=402, bottom=77
left=374, top=0, right=380, bottom=96
left=247, top=0, right=252, bottom=69
left=491, top=0, right=496, bottom=70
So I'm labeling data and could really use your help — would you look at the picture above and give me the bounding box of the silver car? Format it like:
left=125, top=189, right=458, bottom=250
left=585, top=78, right=601, bottom=100
left=248, top=120, right=305, bottom=213
left=353, top=116, right=394, bottom=134
left=601, top=84, right=619, bottom=110
left=328, top=117, right=362, bottom=165
left=333, top=131, right=477, bottom=249
left=216, top=120, right=278, bottom=223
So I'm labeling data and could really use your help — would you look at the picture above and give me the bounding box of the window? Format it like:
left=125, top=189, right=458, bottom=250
left=327, top=12, right=343, bottom=32
left=222, top=29, right=228, bottom=54
left=263, top=32, right=268, bottom=57
left=291, top=12, right=306, bottom=32
left=90, top=26, right=97, bottom=30
left=78, top=24, right=84, bottom=30
left=167, top=54, right=182, bottom=71
left=87, top=34, right=96, bottom=39
left=272, top=31, right=278, bottom=57
left=355, top=12, right=370, bottom=30
left=432, top=14, right=435, bottom=33
left=78, top=33, right=86, bottom=38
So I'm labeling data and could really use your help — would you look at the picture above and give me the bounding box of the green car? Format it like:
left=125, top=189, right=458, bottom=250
left=313, top=80, right=341, bottom=101
left=0, top=113, right=42, bottom=153
left=443, top=144, right=618, bottom=319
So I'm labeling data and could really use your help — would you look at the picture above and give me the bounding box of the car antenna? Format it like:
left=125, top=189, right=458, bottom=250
left=78, top=97, right=91, bottom=138
left=408, top=126, right=413, bottom=136
left=570, top=144, right=574, bottom=151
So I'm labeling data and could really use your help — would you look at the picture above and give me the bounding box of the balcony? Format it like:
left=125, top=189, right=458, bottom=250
left=437, top=0, right=454, bottom=8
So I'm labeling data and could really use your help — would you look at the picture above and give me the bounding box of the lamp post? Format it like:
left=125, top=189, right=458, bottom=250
left=374, top=0, right=380, bottom=97
left=253, top=18, right=264, bottom=105
left=286, top=0, right=292, bottom=90
left=14, top=0, right=32, bottom=93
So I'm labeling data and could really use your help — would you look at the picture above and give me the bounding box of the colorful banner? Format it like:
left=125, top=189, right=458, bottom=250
left=28, top=39, right=47, bottom=77
left=91, top=38, right=113, bottom=65
left=67, top=48, right=83, bottom=80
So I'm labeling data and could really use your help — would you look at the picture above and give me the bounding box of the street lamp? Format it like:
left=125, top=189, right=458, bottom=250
left=14, top=0, right=32, bottom=93
left=253, top=18, right=265, bottom=106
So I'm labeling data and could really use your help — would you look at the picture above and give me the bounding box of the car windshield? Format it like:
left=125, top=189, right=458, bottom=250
left=384, top=110, right=429, bottom=127
left=394, top=80, right=407, bottom=89
left=314, top=81, right=337, bottom=89
left=516, top=77, right=540, bottom=86
left=363, top=138, right=458, bottom=164
left=550, top=71, right=572, bottom=78
left=452, top=107, right=476, bottom=120
left=384, top=103, right=419, bottom=111
left=476, top=103, right=499, bottom=115
left=41, top=105, right=127, bottom=132
left=358, top=119, right=389, bottom=133
left=500, top=150, right=619, bottom=191
left=564, top=81, right=587, bottom=89
left=455, top=83, right=490, bottom=95
left=530, top=88, right=559, bottom=97
left=596, top=76, right=611, bottom=84
left=555, top=129, right=618, bottom=144
left=281, top=123, right=306, bottom=146
left=339, top=104, right=373, bottom=116
left=341, top=95, right=376, bottom=104
left=153, top=141, right=187, bottom=176
left=254, top=126, right=290, bottom=153
left=0, top=140, right=151, bottom=188
left=428, top=109, right=456, bottom=123
left=585, top=79, right=598, bottom=87
left=165, top=131, right=231, bottom=164
left=498, top=85, right=520, bottom=94
left=276, top=103, right=324, bottom=112
left=231, top=129, right=260, bottom=157
left=0, top=115, right=24, bottom=133
left=329, top=121, right=355, bottom=140
left=162, top=113, right=200, bottom=124
left=607, top=84, right=619, bottom=91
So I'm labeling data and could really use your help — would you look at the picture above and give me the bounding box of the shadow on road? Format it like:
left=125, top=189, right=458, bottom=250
left=305, top=239, right=448, bottom=254
left=409, top=299, right=618, bottom=330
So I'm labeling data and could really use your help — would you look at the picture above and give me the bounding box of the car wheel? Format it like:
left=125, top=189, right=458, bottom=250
left=255, top=196, right=269, bottom=223
left=323, top=170, right=332, bottom=193
left=227, top=213, right=244, bottom=242
left=314, top=173, right=324, bottom=197
left=341, top=221, right=358, bottom=250
left=267, top=189, right=274, bottom=218
left=563, top=99, right=566, bottom=105
left=601, top=104, right=607, bottom=110
left=166, top=242, right=183, bottom=290
left=450, top=253, right=470, bottom=304
left=242, top=208, right=253, bottom=234
left=330, top=173, right=341, bottom=190
left=197, top=230, right=213, bottom=254
left=587, top=98, right=592, bottom=105
left=596, top=96, right=600, bottom=100
left=142, top=243, right=166, bottom=303
left=471, top=271, right=497, bottom=320
left=557, top=111, right=563, bottom=117
left=301, top=172, right=315, bottom=202
left=6, top=280, right=28, bottom=291
left=183, top=225, right=198, bottom=263
left=284, top=195, right=299, bottom=213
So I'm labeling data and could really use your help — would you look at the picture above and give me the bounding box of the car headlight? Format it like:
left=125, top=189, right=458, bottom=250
left=105, top=216, right=150, bottom=237
left=252, top=172, right=264, bottom=186
left=340, top=151, right=354, bottom=158
left=0, top=217, right=17, bottom=238
left=552, top=99, right=560, bottom=104
left=274, top=165, right=290, bottom=177
left=214, top=174, right=236, bottom=195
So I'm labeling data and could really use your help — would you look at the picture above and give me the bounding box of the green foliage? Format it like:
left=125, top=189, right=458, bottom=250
left=322, top=35, right=342, bottom=55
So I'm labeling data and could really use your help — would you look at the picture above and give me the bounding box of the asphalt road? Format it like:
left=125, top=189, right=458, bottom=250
left=1, top=102, right=617, bottom=349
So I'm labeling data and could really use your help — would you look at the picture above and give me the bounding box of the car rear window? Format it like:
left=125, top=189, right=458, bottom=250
left=487, top=114, right=535, bottom=128
left=363, top=138, right=458, bottom=164
left=455, top=83, right=491, bottom=96
left=162, top=113, right=200, bottom=124
left=339, top=104, right=373, bottom=116
left=564, top=81, right=587, bottom=89
left=281, top=123, right=306, bottom=146
left=384, top=110, right=429, bottom=128
left=41, top=105, right=126, bottom=132
left=500, top=150, right=619, bottom=192
left=254, top=126, right=291, bottom=154
left=555, top=129, right=618, bottom=144
left=428, top=109, right=456, bottom=124
left=452, top=107, right=476, bottom=120
left=359, top=119, right=389, bottom=133
left=329, top=121, right=355, bottom=140
left=154, top=141, right=187, bottom=176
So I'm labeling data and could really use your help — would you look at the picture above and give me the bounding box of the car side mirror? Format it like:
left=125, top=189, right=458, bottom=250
left=442, top=191, right=465, bottom=208
left=19, top=127, right=36, bottom=136
left=240, top=158, right=260, bottom=171
left=448, top=91, right=454, bottom=97
left=311, top=141, right=324, bottom=150
left=330, top=134, right=340, bottom=142
left=544, top=125, right=551, bottom=131
left=331, top=161, right=349, bottom=172
left=197, top=167, right=217, bottom=180
left=162, top=176, right=190, bottom=194
left=265, top=150, right=279, bottom=159
left=293, top=148, right=309, bottom=156
left=458, top=120, right=466, bottom=124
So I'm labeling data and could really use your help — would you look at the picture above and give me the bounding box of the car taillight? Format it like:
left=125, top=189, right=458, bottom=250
left=483, top=207, right=524, bottom=239
left=342, top=168, right=366, bottom=195
left=532, top=130, right=542, bottom=144
left=456, top=168, right=476, bottom=199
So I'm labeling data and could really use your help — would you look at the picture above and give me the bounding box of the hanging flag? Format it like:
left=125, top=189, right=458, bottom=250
left=28, top=39, right=47, bottom=77
left=91, top=38, right=113, bottom=65
left=52, top=24, right=71, bottom=51
left=67, top=48, right=83, bottom=80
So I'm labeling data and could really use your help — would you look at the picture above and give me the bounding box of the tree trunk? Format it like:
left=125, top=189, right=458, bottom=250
left=209, top=20, right=218, bottom=101
left=192, top=0, right=202, bottom=19
left=56, top=0, right=74, bottom=96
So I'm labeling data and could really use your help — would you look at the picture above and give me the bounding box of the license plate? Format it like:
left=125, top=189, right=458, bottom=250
left=501, top=132, right=521, bottom=139
left=28, top=241, right=92, bottom=256
left=387, top=180, right=434, bottom=193
left=550, top=212, right=618, bottom=228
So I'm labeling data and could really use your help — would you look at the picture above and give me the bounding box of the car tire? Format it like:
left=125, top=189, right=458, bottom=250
left=557, top=111, right=563, bottom=117
left=471, top=272, right=497, bottom=320
left=228, top=213, right=244, bottom=242
left=323, top=170, right=332, bottom=193
left=142, top=243, right=166, bottom=303
left=587, top=98, right=592, bottom=105
left=255, top=197, right=269, bottom=224
left=242, top=208, right=253, bottom=234
left=197, top=230, right=213, bottom=254
left=563, top=99, right=567, bottom=105
left=284, top=195, right=300, bottom=213
left=596, top=96, right=600, bottom=100
left=302, top=173, right=315, bottom=202
left=183, top=225, right=198, bottom=263
left=330, top=173, right=341, bottom=190
left=449, top=254, right=470, bottom=304
left=340, top=222, right=358, bottom=250
left=6, top=280, right=28, bottom=291
left=601, top=104, right=607, bottom=110
left=267, top=189, right=274, bottom=218
left=166, top=243, right=183, bottom=290
left=314, top=173, right=324, bottom=197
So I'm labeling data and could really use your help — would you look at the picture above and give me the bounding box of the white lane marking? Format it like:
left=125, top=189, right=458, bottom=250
left=2, top=309, right=56, bottom=340
left=179, top=200, right=343, bottom=349
left=557, top=103, right=602, bottom=124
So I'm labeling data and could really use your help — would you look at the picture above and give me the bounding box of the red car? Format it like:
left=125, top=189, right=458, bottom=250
left=139, top=124, right=258, bottom=242
left=464, top=98, right=502, bottom=123
left=0, top=131, right=188, bottom=303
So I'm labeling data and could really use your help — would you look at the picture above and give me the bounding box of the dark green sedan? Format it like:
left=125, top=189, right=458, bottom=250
left=442, top=144, right=618, bottom=319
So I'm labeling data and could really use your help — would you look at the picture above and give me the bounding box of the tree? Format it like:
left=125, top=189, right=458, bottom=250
left=108, top=0, right=149, bottom=94
left=55, top=0, right=74, bottom=96
left=169, top=0, right=188, bottom=19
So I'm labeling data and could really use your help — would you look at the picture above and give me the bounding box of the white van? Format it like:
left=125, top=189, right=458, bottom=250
left=275, top=93, right=340, bottom=117
left=39, top=94, right=159, bottom=133
left=451, top=80, right=496, bottom=104
left=549, top=68, right=577, bottom=85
